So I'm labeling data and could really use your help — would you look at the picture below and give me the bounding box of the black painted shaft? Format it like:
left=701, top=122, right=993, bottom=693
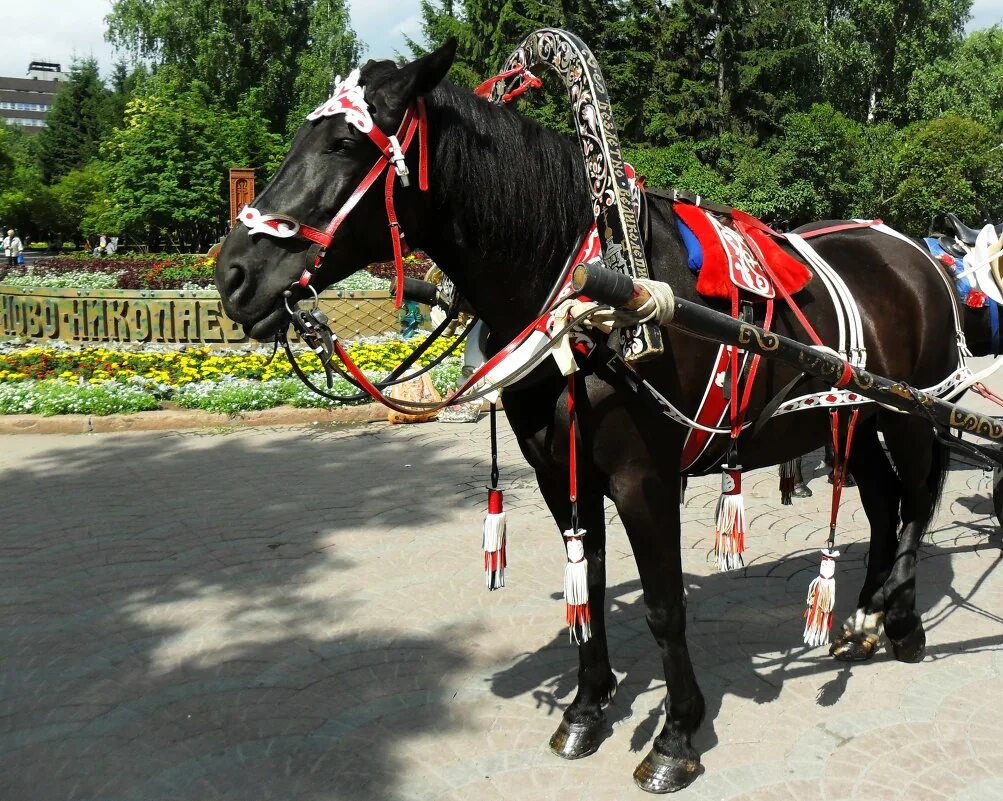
left=671, top=297, right=1003, bottom=447
left=572, top=261, right=1003, bottom=454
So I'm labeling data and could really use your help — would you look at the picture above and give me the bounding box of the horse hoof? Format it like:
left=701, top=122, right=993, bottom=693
left=890, top=626, right=926, bottom=663
left=632, top=748, right=702, bottom=794
left=830, top=610, right=883, bottom=662
left=549, top=718, right=603, bottom=760
left=830, top=635, right=879, bottom=661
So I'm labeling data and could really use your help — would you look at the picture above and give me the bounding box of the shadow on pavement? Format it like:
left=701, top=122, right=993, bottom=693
left=0, top=427, right=478, bottom=801
left=489, top=530, right=1003, bottom=760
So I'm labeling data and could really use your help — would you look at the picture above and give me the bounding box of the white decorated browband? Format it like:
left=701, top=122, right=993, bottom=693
left=306, top=69, right=374, bottom=133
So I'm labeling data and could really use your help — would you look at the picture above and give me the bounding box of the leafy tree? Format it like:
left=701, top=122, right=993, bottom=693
left=907, top=26, right=1003, bottom=130
left=886, top=114, right=1003, bottom=234
left=819, top=0, right=972, bottom=124
left=52, top=164, right=109, bottom=242
left=95, top=77, right=284, bottom=248
left=756, top=104, right=867, bottom=223
left=36, top=59, right=114, bottom=183
left=106, top=0, right=361, bottom=131
left=290, top=0, right=364, bottom=128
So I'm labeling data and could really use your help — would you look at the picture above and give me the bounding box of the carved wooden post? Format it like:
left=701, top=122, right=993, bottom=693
left=229, top=168, right=256, bottom=225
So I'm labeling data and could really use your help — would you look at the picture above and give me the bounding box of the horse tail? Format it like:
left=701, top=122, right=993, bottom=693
left=925, top=434, right=951, bottom=531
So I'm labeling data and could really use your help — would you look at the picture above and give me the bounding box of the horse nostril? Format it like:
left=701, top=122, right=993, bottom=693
left=224, top=264, right=249, bottom=302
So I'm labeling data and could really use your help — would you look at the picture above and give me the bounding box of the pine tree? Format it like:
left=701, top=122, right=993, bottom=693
left=37, top=59, right=113, bottom=184
left=290, top=0, right=363, bottom=126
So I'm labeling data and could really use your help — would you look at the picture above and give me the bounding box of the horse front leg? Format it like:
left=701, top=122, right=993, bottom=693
left=533, top=466, right=617, bottom=759
left=609, top=463, right=704, bottom=793
left=831, top=417, right=899, bottom=661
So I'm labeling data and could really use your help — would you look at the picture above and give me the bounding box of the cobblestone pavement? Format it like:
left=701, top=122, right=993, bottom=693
left=1, top=408, right=1002, bottom=801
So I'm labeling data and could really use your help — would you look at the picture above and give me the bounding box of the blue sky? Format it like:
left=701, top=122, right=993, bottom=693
left=1, top=0, right=1000, bottom=80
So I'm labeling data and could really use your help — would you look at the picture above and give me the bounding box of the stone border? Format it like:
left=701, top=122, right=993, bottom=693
left=0, top=403, right=387, bottom=435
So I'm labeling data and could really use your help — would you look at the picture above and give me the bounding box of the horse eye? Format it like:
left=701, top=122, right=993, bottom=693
left=325, top=138, right=355, bottom=155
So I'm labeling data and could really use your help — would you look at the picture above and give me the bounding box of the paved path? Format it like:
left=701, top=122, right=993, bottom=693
left=1, top=411, right=1002, bottom=801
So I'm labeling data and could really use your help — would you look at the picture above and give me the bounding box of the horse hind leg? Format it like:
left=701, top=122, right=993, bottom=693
left=876, top=414, right=949, bottom=662
left=831, top=415, right=900, bottom=661
left=533, top=467, right=617, bottom=760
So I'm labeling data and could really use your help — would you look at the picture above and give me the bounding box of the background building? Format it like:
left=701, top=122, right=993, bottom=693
left=0, top=61, right=68, bottom=132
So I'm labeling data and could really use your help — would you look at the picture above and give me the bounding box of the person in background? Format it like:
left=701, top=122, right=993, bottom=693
left=2, top=229, right=22, bottom=267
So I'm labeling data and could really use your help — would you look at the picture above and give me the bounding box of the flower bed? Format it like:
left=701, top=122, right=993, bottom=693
left=0, top=338, right=463, bottom=416
left=2, top=252, right=436, bottom=291
left=2, top=253, right=217, bottom=290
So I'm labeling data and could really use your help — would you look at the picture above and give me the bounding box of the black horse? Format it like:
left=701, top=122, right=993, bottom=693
left=215, top=44, right=964, bottom=792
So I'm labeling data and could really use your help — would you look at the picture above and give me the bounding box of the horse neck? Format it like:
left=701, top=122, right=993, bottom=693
left=410, top=87, right=594, bottom=340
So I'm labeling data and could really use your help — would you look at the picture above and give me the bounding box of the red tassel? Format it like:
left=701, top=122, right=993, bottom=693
left=563, top=529, right=590, bottom=644
left=779, top=459, right=797, bottom=506
left=714, top=465, right=746, bottom=570
left=483, top=488, right=506, bottom=590
left=803, top=549, right=838, bottom=646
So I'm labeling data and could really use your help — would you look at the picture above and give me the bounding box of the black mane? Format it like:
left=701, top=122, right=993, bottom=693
left=424, top=80, right=594, bottom=279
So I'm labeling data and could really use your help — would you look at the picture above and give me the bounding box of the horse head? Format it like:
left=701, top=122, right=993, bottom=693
left=215, top=42, right=457, bottom=340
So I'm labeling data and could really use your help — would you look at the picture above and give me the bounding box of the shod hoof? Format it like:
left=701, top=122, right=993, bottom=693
left=890, top=625, right=926, bottom=663
left=633, top=748, right=702, bottom=794
left=830, top=610, right=883, bottom=662
left=549, top=717, right=604, bottom=760
left=830, top=634, right=880, bottom=662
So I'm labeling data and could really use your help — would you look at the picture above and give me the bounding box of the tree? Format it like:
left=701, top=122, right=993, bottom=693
left=289, top=0, right=364, bottom=128
left=818, top=0, right=972, bottom=124
left=106, top=0, right=361, bottom=131
left=886, top=114, right=1003, bottom=234
left=52, top=165, right=109, bottom=242
left=36, top=59, right=114, bottom=183
left=907, top=26, right=1003, bottom=131
left=96, top=76, right=284, bottom=248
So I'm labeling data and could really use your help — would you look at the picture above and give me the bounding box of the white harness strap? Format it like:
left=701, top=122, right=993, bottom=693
left=773, top=221, right=975, bottom=417
left=786, top=232, right=867, bottom=368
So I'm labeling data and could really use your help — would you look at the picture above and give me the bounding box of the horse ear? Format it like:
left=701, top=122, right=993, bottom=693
left=400, top=38, right=457, bottom=98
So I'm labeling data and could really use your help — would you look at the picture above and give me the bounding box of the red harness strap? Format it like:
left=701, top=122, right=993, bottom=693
left=474, top=64, right=543, bottom=101
left=799, top=220, right=880, bottom=239
left=828, top=407, right=861, bottom=544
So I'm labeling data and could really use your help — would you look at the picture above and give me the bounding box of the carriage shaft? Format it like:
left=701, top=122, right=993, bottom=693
left=571, top=262, right=1003, bottom=451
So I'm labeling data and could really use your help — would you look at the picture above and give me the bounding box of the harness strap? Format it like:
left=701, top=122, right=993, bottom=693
left=735, top=219, right=824, bottom=346
left=799, top=221, right=880, bottom=239
left=474, top=64, right=542, bottom=101
left=828, top=408, right=861, bottom=547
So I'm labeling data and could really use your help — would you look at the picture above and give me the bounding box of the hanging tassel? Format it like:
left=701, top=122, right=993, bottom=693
left=563, top=529, right=591, bottom=644
left=779, top=459, right=797, bottom=505
left=803, top=549, right=839, bottom=647
left=714, top=465, right=746, bottom=571
left=483, top=488, right=506, bottom=590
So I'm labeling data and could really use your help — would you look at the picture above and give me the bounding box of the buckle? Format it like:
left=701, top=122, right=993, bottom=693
left=387, top=134, right=410, bottom=187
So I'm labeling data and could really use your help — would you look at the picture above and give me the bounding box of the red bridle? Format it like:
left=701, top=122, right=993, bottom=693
left=237, top=73, right=429, bottom=308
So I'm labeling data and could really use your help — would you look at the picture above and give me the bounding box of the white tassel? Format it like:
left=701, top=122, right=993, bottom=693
left=803, top=549, right=839, bottom=646
left=714, top=465, right=746, bottom=571
left=483, top=488, right=506, bottom=590
left=563, top=529, right=591, bottom=644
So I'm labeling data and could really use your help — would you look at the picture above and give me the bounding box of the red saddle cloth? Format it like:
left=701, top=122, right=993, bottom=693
left=673, top=203, right=812, bottom=300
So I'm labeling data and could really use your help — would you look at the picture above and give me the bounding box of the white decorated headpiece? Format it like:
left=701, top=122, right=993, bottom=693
left=306, top=68, right=373, bottom=132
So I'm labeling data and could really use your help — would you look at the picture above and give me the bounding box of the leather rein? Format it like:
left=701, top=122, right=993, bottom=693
left=235, top=72, right=598, bottom=414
